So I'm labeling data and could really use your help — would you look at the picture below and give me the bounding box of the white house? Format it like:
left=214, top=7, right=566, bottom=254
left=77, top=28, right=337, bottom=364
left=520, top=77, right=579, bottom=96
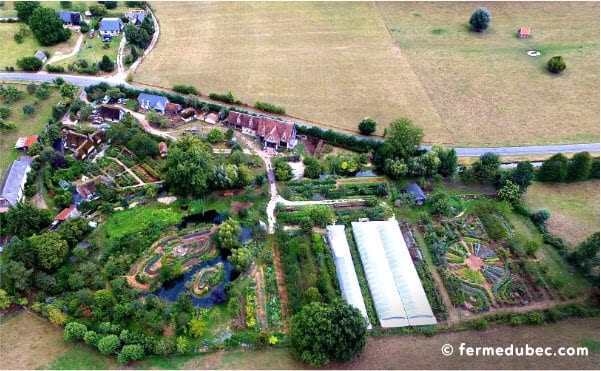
left=99, top=18, right=124, bottom=37
left=0, top=157, right=33, bottom=212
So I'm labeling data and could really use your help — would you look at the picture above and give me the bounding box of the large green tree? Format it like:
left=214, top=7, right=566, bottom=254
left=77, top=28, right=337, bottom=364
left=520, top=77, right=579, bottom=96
left=126, top=133, right=159, bottom=159
left=29, top=232, right=68, bottom=271
left=14, top=1, right=40, bottom=23
left=5, top=202, right=52, bottom=238
left=162, top=135, right=213, bottom=196
left=0, top=260, right=33, bottom=294
left=507, top=161, right=534, bottom=192
left=274, top=158, right=293, bottom=181
left=568, top=152, right=592, bottom=182
left=379, top=117, right=424, bottom=160
left=56, top=217, right=90, bottom=248
left=538, top=153, right=568, bottom=182
left=29, top=7, right=71, bottom=46
left=290, top=300, right=367, bottom=366
left=472, top=152, right=500, bottom=185
left=303, top=156, right=322, bottom=179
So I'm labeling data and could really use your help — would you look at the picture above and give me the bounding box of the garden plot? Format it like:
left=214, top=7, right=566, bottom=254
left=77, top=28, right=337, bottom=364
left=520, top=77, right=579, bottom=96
left=421, top=213, right=554, bottom=314
left=285, top=177, right=389, bottom=201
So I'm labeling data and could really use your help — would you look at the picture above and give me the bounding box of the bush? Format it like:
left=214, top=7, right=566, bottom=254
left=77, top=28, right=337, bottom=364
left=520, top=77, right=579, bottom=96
left=546, top=56, right=566, bottom=73
left=358, top=117, right=377, bottom=135
left=98, top=334, right=121, bottom=355
left=207, top=128, right=225, bottom=143
left=16, top=57, right=43, bottom=71
left=117, top=344, right=145, bottom=363
left=63, top=321, right=88, bottom=342
left=255, top=100, right=285, bottom=114
left=173, top=85, right=199, bottom=95
left=530, top=208, right=551, bottom=225
left=295, top=125, right=381, bottom=154
left=469, top=7, right=491, bottom=32
left=209, top=91, right=236, bottom=104
left=46, top=64, right=65, bottom=73
left=22, top=104, right=35, bottom=115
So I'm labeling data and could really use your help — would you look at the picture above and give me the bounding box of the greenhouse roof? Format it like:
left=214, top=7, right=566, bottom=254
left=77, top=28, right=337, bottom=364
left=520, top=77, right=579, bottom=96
left=352, top=219, right=437, bottom=327
left=326, top=225, right=372, bottom=329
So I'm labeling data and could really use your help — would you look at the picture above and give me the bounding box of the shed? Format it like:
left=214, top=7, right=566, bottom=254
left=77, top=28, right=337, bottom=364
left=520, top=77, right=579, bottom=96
left=404, top=183, right=426, bottom=205
left=15, top=135, right=38, bottom=151
left=158, top=142, right=168, bottom=157
left=34, top=50, right=47, bottom=64
left=517, top=26, right=531, bottom=38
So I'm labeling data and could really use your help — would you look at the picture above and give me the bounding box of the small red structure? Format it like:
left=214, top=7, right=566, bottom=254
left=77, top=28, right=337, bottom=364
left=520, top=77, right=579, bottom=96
left=89, top=30, right=95, bottom=39
left=517, top=26, right=531, bottom=38
left=14, top=135, right=38, bottom=151
left=159, top=142, right=168, bottom=157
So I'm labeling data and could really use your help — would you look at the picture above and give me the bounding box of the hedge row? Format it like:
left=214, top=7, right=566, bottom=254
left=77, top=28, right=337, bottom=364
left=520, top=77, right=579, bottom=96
left=295, top=125, right=382, bottom=154
left=254, top=100, right=285, bottom=114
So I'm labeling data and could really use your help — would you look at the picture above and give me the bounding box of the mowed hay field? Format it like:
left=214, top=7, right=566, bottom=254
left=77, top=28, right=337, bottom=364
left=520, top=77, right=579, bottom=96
left=524, top=180, right=600, bottom=248
left=375, top=1, right=599, bottom=146
left=136, top=2, right=450, bottom=143
left=138, top=1, right=599, bottom=146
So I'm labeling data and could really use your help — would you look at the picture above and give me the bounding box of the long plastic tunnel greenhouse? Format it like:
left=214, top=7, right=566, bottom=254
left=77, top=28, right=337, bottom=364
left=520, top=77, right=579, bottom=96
left=351, top=219, right=437, bottom=328
left=326, top=225, right=372, bottom=329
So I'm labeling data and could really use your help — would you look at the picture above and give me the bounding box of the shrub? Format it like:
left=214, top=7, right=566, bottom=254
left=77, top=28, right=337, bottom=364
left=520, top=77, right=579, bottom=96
left=546, top=56, right=566, bottom=73
left=16, top=56, right=43, bottom=71
left=255, top=100, right=285, bottom=114
left=526, top=310, right=544, bottom=325
left=98, top=334, right=121, bottom=355
left=207, top=128, right=225, bottom=143
left=530, top=208, right=551, bottom=225
left=63, top=321, right=87, bottom=342
left=469, top=7, right=491, bottom=32
left=22, top=104, right=35, bottom=115
left=209, top=91, right=236, bottom=104
left=173, top=85, right=199, bottom=95
left=46, top=64, right=65, bottom=73
left=358, top=117, right=377, bottom=135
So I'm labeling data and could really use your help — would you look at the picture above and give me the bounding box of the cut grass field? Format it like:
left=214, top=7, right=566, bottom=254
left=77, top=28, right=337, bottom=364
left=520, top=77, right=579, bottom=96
left=376, top=1, right=599, bottom=146
left=53, top=33, right=122, bottom=71
left=135, top=2, right=449, bottom=142
left=0, top=83, right=62, bottom=174
left=0, top=22, right=76, bottom=69
left=3, top=310, right=597, bottom=369
left=136, top=2, right=598, bottom=147
left=524, top=180, right=600, bottom=248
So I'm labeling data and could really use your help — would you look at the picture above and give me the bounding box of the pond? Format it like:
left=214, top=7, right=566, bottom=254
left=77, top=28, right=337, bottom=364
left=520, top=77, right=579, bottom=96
left=178, top=210, right=223, bottom=230
left=155, top=255, right=233, bottom=308
left=238, top=226, right=252, bottom=243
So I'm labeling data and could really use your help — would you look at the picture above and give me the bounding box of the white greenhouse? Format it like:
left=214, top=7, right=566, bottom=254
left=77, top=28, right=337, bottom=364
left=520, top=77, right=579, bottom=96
left=352, top=219, right=437, bottom=328
left=326, top=225, right=372, bottom=329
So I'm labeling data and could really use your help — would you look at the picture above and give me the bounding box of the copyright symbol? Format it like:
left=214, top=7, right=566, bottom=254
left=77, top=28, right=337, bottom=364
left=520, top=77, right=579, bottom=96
left=441, top=343, right=453, bottom=356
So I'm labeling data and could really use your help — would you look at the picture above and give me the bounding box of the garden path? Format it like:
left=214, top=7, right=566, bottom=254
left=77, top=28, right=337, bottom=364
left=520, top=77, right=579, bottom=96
left=46, top=32, right=84, bottom=65
left=107, top=156, right=145, bottom=186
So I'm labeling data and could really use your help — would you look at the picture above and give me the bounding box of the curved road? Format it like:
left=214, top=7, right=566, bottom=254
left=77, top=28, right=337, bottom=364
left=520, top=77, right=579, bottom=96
left=1, top=72, right=598, bottom=156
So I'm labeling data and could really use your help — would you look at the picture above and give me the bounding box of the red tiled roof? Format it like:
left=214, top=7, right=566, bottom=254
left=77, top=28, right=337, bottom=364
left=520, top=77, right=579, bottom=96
left=55, top=205, right=76, bottom=221
left=24, top=135, right=38, bottom=147
left=519, top=26, right=531, bottom=35
left=227, top=111, right=258, bottom=130
left=257, top=117, right=295, bottom=144
left=165, top=102, right=182, bottom=113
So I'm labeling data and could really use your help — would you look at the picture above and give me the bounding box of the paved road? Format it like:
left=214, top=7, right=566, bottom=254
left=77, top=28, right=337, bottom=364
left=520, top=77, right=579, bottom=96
left=1, top=72, right=598, bottom=156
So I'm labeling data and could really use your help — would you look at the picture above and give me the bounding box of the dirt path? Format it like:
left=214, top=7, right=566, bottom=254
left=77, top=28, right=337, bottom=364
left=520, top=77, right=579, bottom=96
left=107, top=156, right=145, bottom=186
left=46, top=32, right=84, bottom=65
left=122, top=108, right=177, bottom=141
left=32, top=177, right=48, bottom=210
left=252, top=264, right=269, bottom=330
left=271, top=241, right=290, bottom=332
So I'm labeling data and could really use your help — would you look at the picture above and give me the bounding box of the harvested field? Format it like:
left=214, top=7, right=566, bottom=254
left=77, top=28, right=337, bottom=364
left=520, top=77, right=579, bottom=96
left=524, top=180, right=600, bottom=248
left=135, top=2, right=448, bottom=142
left=375, top=1, right=599, bottom=146
left=137, top=2, right=597, bottom=146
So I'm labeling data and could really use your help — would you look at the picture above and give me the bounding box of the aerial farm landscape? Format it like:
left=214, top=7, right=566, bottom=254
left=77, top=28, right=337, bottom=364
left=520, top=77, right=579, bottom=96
left=0, top=1, right=599, bottom=370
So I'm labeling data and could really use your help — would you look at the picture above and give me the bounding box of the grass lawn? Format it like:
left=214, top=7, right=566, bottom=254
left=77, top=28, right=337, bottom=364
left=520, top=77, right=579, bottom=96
left=524, top=180, right=600, bottom=247
left=0, top=22, right=76, bottom=69
left=135, top=2, right=447, bottom=141
left=92, top=202, right=184, bottom=243
left=0, top=83, right=62, bottom=174
left=54, top=32, right=122, bottom=71
left=376, top=2, right=599, bottom=146
left=537, top=243, right=590, bottom=299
